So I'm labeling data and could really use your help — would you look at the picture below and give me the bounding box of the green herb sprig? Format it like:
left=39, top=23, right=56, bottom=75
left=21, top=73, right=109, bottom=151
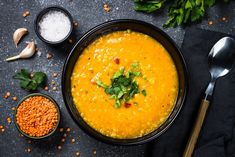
left=96, top=63, right=146, bottom=108
left=134, top=0, right=230, bottom=28
left=13, top=69, right=46, bottom=91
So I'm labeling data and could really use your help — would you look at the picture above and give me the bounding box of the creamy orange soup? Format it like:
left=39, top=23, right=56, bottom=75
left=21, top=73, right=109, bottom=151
left=71, top=31, right=178, bottom=139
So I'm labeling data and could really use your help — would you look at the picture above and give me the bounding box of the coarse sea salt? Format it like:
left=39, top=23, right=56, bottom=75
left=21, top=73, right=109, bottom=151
left=39, top=11, right=71, bottom=42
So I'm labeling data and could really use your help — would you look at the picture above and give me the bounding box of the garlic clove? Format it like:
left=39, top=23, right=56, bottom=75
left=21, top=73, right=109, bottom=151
left=19, top=41, right=36, bottom=58
left=5, top=55, right=21, bottom=62
left=13, top=28, right=28, bottom=47
left=6, top=41, right=36, bottom=62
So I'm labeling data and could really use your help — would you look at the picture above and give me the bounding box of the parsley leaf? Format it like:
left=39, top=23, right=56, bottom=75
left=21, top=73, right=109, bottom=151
left=96, top=64, right=146, bottom=108
left=13, top=69, right=46, bottom=91
left=133, top=0, right=230, bottom=28
left=134, top=0, right=165, bottom=13
left=142, top=89, right=147, bottom=96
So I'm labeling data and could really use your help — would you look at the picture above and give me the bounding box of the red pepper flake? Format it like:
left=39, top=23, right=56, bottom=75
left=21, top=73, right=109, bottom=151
left=124, top=103, right=131, bottom=108
left=114, top=57, right=120, bottom=64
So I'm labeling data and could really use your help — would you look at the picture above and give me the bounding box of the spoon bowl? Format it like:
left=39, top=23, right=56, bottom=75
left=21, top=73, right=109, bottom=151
left=208, top=37, right=235, bottom=79
left=184, top=36, right=235, bottom=157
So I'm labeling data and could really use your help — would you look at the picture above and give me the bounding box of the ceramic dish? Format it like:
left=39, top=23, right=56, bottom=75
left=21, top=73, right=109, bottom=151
left=14, top=93, right=61, bottom=139
left=62, top=19, right=188, bottom=145
left=34, top=6, right=73, bottom=45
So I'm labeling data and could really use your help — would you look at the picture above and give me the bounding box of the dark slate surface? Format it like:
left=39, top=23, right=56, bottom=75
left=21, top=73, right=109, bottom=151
left=0, top=1, right=234, bottom=157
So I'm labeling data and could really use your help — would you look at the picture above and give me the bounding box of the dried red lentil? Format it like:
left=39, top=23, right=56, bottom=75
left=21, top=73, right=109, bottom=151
left=208, top=21, right=213, bottom=25
left=75, top=151, right=80, bottom=156
left=7, top=117, right=11, bottom=124
left=12, top=96, right=17, bottom=101
left=103, top=4, right=110, bottom=12
left=16, top=96, right=58, bottom=137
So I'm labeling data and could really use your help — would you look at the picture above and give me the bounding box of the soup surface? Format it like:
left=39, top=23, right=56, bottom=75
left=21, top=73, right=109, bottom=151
left=71, top=31, right=178, bottom=139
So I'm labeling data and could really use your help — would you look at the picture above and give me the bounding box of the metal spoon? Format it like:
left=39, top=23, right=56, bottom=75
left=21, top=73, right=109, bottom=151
left=183, top=37, right=235, bottom=157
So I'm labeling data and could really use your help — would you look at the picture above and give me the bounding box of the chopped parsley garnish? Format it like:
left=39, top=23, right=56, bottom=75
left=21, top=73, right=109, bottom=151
left=96, top=63, right=147, bottom=108
left=142, top=89, right=147, bottom=96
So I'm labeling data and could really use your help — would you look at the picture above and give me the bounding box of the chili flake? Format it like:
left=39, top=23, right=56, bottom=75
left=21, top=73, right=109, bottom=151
left=114, top=57, right=120, bottom=64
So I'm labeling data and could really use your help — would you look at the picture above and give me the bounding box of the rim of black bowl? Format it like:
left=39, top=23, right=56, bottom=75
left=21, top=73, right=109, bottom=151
left=14, top=93, right=61, bottom=139
left=34, top=5, right=73, bottom=45
left=62, top=19, right=188, bottom=145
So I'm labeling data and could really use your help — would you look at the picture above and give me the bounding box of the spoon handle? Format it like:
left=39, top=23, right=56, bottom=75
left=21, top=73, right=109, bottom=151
left=183, top=99, right=210, bottom=157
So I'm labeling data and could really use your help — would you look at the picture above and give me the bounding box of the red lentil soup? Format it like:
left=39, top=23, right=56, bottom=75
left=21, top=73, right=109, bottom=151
left=71, top=30, right=178, bottom=139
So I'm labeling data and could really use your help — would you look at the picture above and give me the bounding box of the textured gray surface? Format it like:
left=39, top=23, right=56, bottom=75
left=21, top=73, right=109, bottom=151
left=0, top=0, right=234, bottom=157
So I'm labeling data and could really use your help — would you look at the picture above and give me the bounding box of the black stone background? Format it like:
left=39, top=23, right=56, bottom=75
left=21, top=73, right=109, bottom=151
left=0, top=0, right=234, bottom=157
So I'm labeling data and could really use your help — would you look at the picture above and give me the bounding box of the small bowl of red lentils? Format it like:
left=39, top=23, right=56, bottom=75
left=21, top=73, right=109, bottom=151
left=14, top=93, right=60, bottom=139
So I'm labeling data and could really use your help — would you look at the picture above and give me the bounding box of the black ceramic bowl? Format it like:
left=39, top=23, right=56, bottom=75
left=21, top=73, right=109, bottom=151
left=34, top=6, right=73, bottom=45
left=14, top=93, right=61, bottom=139
left=62, top=19, right=188, bottom=145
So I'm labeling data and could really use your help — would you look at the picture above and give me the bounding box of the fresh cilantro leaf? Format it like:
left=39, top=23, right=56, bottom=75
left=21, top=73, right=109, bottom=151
left=96, top=63, right=147, bottom=108
left=96, top=80, right=108, bottom=88
left=13, top=69, right=31, bottom=81
left=142, top=89, right=147, bottom=96
left=131, top=62, right=139, bottom=69
left=13, top=69, right=47, bottom=91
left=33, top=72, right=46, bottom=85
left=134, top=0, right=165, bottom=13
left=134, top=0, right=230, bottom=28
left=112, top=66, right=124, bottom=80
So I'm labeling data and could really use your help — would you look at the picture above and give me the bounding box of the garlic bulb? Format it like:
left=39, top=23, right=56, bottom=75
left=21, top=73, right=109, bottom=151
left=6, top=42, right=36, bottom=62
left=13, top=28, right=28, bottom=47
